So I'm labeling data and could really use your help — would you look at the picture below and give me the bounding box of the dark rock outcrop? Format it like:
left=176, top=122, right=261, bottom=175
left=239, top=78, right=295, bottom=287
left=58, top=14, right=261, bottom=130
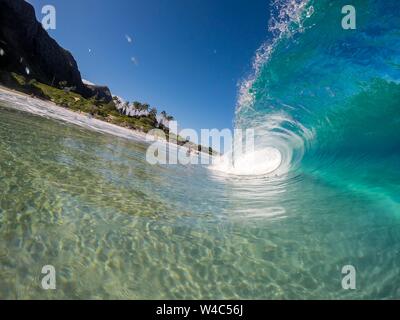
left=85, top=84, right=113, bottom=103
left=0, top=0, right=112, bottom=102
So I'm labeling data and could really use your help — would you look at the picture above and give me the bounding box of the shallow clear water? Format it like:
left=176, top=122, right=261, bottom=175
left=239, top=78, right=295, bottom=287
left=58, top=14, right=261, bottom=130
left=0, top=104, right=399, bottom=299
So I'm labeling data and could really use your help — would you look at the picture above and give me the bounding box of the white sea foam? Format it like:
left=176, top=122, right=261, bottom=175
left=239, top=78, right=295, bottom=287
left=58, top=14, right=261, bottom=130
left=210, top=147, right=282, bottom=176
left=210, top=112, right=313, bottom=176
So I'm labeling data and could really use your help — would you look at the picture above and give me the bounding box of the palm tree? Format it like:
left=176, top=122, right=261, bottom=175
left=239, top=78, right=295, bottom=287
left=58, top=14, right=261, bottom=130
left=159, top=111, right=166, bottom=126
left=127, top=102, right=135, bottom=116
left=149, top=107, right=157, bottom=118
left=112, top=96, right=122, bottom=113
left=132, top=101, right=141, bottom=117
left=112, top=96, right=121, bottom=104
left=164, top=115, right=174, bottom=128
left=141, top=103, right=150, bottom=116
left=122, top=101, right=129, bottom=115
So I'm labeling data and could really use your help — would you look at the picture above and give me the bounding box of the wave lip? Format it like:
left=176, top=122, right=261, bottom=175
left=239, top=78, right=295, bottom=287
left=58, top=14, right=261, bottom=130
left=216, top=0, right=315, bottom=178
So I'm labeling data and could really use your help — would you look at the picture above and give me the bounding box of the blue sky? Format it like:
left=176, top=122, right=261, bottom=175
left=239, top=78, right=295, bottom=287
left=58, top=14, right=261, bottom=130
left=30, top=0, right=270, bottom=132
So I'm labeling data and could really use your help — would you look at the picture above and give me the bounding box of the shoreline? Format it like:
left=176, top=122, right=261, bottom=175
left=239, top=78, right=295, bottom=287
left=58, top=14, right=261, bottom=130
left=0, top=85, right=152, bottom=142
left=0, top=86, right=211, bottom=158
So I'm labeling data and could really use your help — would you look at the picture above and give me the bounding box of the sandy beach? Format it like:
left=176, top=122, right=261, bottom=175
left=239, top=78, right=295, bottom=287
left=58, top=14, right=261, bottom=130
left=0, top=86, right=158, bottom=143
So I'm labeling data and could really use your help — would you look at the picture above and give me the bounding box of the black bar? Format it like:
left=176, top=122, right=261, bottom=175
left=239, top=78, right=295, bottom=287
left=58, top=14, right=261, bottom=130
left=0, top=300, right=398, bottom=319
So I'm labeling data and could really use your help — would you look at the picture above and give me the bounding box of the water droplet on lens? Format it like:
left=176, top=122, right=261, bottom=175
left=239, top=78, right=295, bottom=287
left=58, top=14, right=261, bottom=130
left=306, top=6, right=314, bottom=18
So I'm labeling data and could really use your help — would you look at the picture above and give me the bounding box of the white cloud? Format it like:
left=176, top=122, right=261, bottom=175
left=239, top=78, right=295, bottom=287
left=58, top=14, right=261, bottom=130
left=125, top=34, right=133, bottom=43
left=82, top=79, right=95, bottom=86
left=131, top=57, right=138, bottom=65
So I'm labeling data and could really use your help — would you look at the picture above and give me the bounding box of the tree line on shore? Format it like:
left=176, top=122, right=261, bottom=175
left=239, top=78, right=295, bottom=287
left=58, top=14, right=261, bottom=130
left=112, top=96, right=174, bottom=130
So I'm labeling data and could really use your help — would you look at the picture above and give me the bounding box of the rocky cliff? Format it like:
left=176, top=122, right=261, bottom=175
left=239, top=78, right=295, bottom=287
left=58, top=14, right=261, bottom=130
left=0, top=0, right=112, bottom=102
